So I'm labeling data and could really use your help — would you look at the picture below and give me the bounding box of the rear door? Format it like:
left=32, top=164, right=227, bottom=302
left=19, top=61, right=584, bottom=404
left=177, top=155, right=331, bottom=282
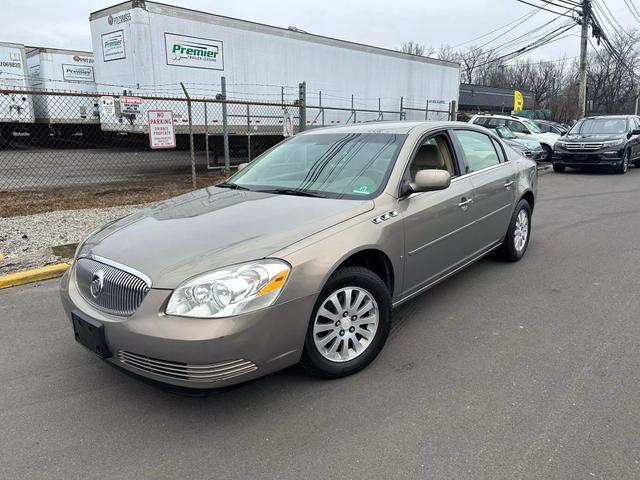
left=399, top=130, right=478, bottom=298
left=451, top=128, right=516, bottom=250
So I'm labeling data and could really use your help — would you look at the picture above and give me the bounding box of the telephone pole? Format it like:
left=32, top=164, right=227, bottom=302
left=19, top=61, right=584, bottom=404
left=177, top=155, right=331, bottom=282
left=577, top=0, right=591, bottom=119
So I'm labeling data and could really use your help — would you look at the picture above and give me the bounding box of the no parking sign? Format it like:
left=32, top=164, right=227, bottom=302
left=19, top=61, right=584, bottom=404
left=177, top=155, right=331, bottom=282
left=147, top=110, right=176, bottom=149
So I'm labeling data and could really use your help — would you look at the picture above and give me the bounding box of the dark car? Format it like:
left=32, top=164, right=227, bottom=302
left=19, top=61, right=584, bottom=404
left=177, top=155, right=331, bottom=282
left=552, top=115, right=640, bottom=174
left=533, top=119, right=568, bottom=136
left=489, top=125, right=544, bottom=160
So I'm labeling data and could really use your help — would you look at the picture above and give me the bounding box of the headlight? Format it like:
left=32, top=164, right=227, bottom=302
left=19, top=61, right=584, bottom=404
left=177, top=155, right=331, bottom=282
left=602, top=138, right=624, bottom=147
left=165, top=259, right=291, bottom=318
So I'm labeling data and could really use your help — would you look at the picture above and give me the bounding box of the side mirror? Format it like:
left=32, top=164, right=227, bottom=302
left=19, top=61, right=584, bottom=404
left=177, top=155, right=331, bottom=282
left=627, top=129, right=640, bottom=138
left=409, top=169, right=451, bottom=193
left=522, top=130, right=531, bottom=135
left=236, top=162, right=249, bottom=172
left=560, top=131, right=566, bottom=137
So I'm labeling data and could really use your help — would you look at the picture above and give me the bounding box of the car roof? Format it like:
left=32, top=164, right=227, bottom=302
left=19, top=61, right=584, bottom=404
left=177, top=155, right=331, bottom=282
left=473, top=114, right=524, bottom=121
left=298, top=121, right=472, bottom=135
left=582, top=115, right=637, bottom=120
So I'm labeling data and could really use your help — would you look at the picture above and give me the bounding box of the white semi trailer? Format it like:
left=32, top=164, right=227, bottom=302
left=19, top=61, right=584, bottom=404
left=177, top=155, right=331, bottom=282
left=89, top=1, right=460, bottom=134
left=0, top=41, right=35, bottom=143
left=26, top=47, right=100, bottom=134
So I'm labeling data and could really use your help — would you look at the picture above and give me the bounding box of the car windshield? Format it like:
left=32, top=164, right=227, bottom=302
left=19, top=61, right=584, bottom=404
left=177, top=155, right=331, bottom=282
left=226, top=132, right=406, bottom=199
left=522, top=119, right=542, bottom=133
left=571, top=118, right=628, bottom=135
left=495, top=126, right=516, bottom=139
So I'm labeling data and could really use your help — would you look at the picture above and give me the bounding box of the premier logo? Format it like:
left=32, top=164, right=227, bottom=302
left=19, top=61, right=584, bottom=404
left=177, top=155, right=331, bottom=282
left=171, top=42, right=218, bottom=59
left=165, top=34, right=223, bottom=70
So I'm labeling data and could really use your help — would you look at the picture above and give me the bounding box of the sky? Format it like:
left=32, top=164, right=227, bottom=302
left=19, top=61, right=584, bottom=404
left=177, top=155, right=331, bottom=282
left=1, top=0, right=637, bottom=62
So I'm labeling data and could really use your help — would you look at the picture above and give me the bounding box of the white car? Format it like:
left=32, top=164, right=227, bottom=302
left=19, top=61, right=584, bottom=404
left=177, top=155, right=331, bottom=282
left=469, top=114, right=560, bottom=161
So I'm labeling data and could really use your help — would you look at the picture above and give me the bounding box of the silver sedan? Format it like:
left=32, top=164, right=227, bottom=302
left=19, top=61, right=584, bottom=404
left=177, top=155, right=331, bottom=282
left=60, top=121, right=537, bottom=388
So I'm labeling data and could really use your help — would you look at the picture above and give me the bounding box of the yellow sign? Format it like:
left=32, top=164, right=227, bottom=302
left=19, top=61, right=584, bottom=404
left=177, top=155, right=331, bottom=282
left=514, top=90, right=524, bottom=112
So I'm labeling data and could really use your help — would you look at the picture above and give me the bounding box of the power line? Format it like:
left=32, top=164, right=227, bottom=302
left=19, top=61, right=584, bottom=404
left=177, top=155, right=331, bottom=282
left=450, top=7, right=542, bottom=48
left=513, top=0, right=577, bottom=17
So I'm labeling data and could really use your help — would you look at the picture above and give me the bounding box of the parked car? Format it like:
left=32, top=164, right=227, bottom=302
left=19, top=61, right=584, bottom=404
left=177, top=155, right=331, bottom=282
left=533, top=119, right=568, bottom=136
left=552, top=115, right=640, bottom=174
left=469, top=114, right=560, bottom=161
left=487, top=125, right=544, bottom=160
left=61, top=122, right=537, bottom=389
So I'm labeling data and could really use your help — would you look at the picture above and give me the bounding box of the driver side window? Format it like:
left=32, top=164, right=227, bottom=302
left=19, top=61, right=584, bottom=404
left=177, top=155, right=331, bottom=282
left=408, top=134, right=458, bottom=181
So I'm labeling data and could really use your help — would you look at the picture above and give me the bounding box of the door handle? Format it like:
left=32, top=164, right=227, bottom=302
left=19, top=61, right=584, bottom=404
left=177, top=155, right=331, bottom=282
left=504, top=180, right=514, bottom=189
left=458, top=198, right=473, bottom=209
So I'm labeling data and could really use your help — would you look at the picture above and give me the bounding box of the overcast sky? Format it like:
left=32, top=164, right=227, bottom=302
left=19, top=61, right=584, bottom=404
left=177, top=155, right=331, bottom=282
left=2, top=0, right=637, bottom=62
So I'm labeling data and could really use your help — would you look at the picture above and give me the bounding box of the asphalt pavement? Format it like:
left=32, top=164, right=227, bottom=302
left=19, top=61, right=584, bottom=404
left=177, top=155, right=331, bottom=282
left=1, top=168, right=640, bottom=479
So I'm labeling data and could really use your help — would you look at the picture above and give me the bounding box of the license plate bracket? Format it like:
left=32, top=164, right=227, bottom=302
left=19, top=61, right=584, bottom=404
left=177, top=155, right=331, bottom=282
left=72, top=311, right=112, bottom=358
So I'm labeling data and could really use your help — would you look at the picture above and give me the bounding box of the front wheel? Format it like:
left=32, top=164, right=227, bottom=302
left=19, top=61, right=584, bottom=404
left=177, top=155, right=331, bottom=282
left=614, top=150, right=629, bottom=174
left=541, top=144, right=553, bottom=162
left=301, top=266, right=391, bottom=379
left=553, top=163, right=566, bottom=173
left=498, top=199, right=532, bottom=262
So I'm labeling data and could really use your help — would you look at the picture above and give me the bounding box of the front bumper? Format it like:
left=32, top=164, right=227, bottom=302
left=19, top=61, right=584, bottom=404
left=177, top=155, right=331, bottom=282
left=60, top=268, right=316, bottom=389
left=552, top=149, right=624, bottom=168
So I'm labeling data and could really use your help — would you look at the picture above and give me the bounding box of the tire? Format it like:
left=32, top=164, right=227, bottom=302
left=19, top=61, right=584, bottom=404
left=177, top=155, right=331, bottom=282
left=498, top=199, right=532, bottom=262
left=553, top=163, right=566, bottom=173
left=614, top=149, right=630, bottom=174
left=300, top=266, right=391, bottom=379
left=541, top=144, right=553, bottom=162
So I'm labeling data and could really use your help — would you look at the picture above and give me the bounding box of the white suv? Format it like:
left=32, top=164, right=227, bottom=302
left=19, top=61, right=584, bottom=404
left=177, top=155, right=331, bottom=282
left=469, top=114, right=560, bottom=161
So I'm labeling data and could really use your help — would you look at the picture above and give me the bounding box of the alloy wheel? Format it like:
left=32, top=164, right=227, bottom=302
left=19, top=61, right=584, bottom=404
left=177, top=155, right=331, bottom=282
left=312, top=286, right=379, bottom=363
left=514, top=209, right=529, bottom=253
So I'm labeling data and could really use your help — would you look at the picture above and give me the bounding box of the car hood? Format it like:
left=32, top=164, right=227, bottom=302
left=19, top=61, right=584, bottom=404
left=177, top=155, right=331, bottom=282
left=532, top=132, right=560, bottom=144
left=80, top=187, right=374, bottom=288
left=562, top=133, right=624, bottom=142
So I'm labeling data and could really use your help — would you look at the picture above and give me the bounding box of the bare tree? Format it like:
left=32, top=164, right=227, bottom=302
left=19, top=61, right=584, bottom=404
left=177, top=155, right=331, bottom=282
left=398, top=40, right=435, bottom=57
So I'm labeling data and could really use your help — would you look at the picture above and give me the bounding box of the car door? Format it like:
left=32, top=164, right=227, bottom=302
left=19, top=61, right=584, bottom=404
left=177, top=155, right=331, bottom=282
left=451, top=128, right=516, bottom=250
left=631, top=117, right=640, bottom=160
left=398, top=130, right=478, bottom=298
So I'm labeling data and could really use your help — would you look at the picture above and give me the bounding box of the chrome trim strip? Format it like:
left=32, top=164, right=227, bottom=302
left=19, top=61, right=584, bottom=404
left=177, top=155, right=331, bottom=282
left=77, top=254, right=152, bottom=287
left=408, top=203, right=511, bottom=256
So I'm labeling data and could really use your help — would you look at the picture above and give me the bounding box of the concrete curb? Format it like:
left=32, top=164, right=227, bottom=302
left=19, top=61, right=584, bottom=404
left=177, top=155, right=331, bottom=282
left=0, top=262, right=71, bottom=290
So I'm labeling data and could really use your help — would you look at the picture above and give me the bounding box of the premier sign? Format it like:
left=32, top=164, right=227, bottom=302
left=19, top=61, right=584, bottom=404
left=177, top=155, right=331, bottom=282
left=164, top=33, right=223, bottom=70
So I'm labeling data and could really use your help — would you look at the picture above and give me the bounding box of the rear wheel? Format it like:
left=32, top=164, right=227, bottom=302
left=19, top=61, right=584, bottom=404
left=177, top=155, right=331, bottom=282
left=553, top=163, right=566, bottom=173
left=614, top=150, right=629, bottom=174
left=301, top=266, right=391, bottom=379
left=499, top=199, right=532, bottom=262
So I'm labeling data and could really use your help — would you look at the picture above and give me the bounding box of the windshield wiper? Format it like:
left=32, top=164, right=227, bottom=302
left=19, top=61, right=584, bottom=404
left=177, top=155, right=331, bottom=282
left=216, top=182, right=251, bottom=191
left=255, top=188, right=325, bottom=198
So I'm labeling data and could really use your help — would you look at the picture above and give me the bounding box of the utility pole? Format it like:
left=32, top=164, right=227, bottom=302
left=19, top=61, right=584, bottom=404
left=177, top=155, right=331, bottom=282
left=577, top=0, right=591, bottom=119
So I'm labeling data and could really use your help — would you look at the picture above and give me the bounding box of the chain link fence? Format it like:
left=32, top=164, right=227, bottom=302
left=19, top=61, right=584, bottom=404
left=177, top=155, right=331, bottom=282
left=0, top=82, right=456, bottom=211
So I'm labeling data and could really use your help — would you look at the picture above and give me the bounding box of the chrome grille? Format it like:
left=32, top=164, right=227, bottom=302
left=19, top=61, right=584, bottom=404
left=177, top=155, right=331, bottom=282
left=75, top=257, right=150, bottom=316
left=117, top=350, right=258, bottom=383
left=564, top=143, right=603, bottom=150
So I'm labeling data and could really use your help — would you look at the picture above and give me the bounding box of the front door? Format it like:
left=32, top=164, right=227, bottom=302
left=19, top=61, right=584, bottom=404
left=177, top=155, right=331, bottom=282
left=398, top=131, right=479, bottom=298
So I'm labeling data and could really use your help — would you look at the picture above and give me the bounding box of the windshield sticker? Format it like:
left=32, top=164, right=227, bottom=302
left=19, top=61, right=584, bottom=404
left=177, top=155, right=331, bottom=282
left=353, top=185, right=372, bottom=194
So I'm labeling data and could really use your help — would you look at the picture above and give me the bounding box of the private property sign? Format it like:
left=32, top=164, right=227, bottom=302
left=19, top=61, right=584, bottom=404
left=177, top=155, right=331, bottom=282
left=147, top=110, right=176, bottom=149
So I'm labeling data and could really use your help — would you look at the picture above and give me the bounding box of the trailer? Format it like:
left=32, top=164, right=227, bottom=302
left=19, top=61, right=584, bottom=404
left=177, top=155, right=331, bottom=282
left=89, top=1, right=460, bottom=135
left=25, top=47, right=100, bottom=136
left=0, top=41, right=35, bottom=144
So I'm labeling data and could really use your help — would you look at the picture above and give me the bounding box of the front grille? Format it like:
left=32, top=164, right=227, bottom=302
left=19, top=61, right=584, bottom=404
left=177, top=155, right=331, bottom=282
left=75, top=257, right=150, bottom=316
left=117, top=350, right=258, bottom=383
left=564, top=143, right=603, bottom=150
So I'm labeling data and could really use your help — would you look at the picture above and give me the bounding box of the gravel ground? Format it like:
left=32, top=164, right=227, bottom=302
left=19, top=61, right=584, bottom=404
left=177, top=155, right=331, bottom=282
left=0, top=204, right=150, bottom=274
